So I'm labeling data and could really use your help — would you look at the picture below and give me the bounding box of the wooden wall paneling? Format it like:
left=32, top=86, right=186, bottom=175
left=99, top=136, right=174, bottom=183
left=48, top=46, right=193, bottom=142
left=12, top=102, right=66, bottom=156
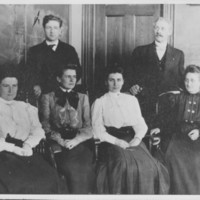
left=82, top=5, right=95, bottom=101
left=161, top=4, right=175, bottom=46
left=94, top=5, right=107, bottom=95
left=106, top=16, right=123, bottom=66
left=135, top=16, right=154, bottom=47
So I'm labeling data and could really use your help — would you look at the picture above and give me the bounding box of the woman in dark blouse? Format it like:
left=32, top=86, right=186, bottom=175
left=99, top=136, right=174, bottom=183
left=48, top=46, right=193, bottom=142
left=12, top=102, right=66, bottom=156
left=151, top=65, right=200, bottom=194
left=41, top=64, right=95, bottom=194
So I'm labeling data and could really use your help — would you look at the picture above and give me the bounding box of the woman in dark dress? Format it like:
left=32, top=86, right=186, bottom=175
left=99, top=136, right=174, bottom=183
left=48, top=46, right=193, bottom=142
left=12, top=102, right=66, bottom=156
left=151, top=65, right=200, bottom=194
left=91, top=66, right=169, bottom=194
left=41, top=64, right=96, bottom=194
left=0, top=63, right=67, bottom=194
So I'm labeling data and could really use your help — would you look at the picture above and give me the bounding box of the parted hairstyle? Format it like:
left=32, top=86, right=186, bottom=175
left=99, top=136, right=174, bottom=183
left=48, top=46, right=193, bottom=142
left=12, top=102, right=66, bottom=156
left=43, top=14, right=63, bottom=28
left=104, top=64, right=125, bottom=81
left=0, top=62, right=20, bottom=83
left=56, top=64, right=82, bottom=82
left=184, top=65, right=200, bottom=78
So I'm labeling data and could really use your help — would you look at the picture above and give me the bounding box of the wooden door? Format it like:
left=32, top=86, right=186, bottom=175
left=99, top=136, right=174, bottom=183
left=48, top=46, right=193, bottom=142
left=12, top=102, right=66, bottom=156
left=93, top=4, right=161, bottom=97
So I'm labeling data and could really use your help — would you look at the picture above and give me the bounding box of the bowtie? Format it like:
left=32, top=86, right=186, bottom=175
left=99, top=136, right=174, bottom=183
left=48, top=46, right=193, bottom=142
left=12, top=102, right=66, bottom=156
left=55, top=88, right=79, bottom=109
left=48, top=44, right=56, bottom=49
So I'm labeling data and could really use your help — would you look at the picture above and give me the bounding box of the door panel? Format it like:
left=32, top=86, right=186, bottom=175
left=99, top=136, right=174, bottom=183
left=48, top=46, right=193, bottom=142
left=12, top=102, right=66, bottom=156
left=94, top=4, right=161, bottom=95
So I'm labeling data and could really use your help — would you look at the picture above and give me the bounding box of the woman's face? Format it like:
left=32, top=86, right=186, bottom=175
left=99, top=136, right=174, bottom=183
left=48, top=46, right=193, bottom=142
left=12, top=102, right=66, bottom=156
left=57, top=69, right=77, bottom=90
left=0, top=77, right=18, bottom=101
left=107, top=73, right=124, bottom=93
left=185, top=72, right=200, bottom=94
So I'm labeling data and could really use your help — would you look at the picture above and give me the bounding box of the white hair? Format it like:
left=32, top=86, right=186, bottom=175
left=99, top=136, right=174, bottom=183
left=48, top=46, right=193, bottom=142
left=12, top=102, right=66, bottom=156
left=153, top=17, right=172, bottom=32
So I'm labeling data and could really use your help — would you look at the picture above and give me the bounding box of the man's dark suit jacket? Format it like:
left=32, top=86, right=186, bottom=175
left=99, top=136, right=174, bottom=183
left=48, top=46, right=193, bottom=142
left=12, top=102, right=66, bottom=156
left=127, top=42, right=185, bottom=94
left=27, top=40, right=81, bottom=94
left=126, top=42, right=185, bottom=124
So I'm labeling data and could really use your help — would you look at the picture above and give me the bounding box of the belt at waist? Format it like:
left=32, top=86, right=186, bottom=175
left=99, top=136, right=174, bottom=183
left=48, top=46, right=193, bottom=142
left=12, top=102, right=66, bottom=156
left=6, top=134, right=23, bottom=147
left=54, top=127, right=78, bottom=139
left=105, top=126, right=135, bottom=139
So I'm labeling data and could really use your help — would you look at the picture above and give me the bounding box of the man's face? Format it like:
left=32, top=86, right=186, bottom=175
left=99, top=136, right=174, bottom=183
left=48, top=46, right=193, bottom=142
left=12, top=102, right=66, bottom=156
left=154, top=20, right=171, bottom=43
left=44, top=20, right=62, bottom=42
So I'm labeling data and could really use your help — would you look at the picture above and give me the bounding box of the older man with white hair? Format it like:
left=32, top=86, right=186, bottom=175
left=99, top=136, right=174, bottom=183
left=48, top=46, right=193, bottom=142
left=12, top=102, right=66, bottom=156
left=126, top=17, right=185, bottom=125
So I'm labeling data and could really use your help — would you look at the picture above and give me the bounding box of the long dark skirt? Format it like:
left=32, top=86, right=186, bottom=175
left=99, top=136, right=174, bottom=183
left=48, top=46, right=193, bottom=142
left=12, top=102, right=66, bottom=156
left=0, top=151, right=68, bottom=194
left=55, top=139, right=96, bottom=194
left=96, top=128, right=170, bottom=194
left=165, top=132, right=200, bottom=194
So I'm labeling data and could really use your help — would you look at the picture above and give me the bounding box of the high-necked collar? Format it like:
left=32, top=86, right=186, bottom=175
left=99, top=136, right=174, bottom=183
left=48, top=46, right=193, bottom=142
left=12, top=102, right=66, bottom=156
left=108, top=91, right=121, bottom=98
left=46, top=39, right=59, bottom=46
left=59, top=86, right=72, bottom=93
left=155, top=40, right=168, bottom=50
left=0, top=97, right=15, bottom=105
left=45, top=39, right=59, bottom=51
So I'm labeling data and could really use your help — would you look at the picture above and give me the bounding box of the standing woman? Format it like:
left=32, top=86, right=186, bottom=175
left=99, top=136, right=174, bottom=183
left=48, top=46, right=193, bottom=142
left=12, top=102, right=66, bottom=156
left=0, top=63, right=67, bottom=194
left=92, top=66, right=169, bottom=194
left=41, top=64, right=96, bottom=194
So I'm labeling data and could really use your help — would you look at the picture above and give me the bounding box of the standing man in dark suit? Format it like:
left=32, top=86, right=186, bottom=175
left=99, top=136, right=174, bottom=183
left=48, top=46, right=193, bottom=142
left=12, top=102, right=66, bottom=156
left=126, top=17, right=185, bottom=124
left=27, top=14, right=81, bottom=98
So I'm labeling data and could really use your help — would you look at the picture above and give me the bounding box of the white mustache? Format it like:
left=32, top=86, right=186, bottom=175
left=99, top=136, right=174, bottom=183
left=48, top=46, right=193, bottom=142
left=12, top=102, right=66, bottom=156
left=156, top=34, right=163, bottom=37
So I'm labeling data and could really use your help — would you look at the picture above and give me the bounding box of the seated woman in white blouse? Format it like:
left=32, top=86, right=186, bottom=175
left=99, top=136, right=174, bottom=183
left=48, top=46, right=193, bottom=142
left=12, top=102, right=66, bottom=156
left=92, top=66, right=170, bottom=194
left=0, top=63, right=67, bottom=194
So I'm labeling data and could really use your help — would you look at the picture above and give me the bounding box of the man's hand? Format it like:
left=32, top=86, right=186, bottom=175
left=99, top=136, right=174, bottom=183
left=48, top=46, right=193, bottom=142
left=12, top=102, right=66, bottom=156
left=188, top=129, right=200, bottom=141
left=129, top=84, right=142, bottom=96
left=33, top=85, right=42, bottom=97
left=115, top=138, right=130, bottom=149
left=150, top=128, right=161, bottom=146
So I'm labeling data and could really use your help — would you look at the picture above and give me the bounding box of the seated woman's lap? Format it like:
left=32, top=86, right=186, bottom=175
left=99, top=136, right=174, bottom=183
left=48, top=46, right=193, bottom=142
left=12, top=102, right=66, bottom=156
left=97, top=142, right=163, bottom=194
left=55, top=139, right=96, bottom=194
left=0, top=151, right=68, bottom=194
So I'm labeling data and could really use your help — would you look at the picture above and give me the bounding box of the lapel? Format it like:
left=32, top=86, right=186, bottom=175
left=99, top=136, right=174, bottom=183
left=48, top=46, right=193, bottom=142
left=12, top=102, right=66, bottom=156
left=165, top=44, right=175, bottom=70
left=55, top=40, right=62, bottom=53
left=147, top=42, right=158, bottom=64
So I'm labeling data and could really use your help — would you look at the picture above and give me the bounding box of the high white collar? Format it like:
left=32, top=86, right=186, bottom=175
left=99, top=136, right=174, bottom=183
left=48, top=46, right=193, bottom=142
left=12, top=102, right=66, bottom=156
left=155, top=41, right=168, bottom=50
left=60, top=86, right=72, bottom=93
left=108, top=91, right=121, bottom=98
left=0, top=97, right=15, bottom=105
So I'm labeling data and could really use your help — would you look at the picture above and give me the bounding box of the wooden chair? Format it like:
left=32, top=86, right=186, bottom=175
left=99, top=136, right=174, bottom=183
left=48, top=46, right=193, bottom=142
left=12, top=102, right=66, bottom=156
left=151, top=90, right=181, bottom=151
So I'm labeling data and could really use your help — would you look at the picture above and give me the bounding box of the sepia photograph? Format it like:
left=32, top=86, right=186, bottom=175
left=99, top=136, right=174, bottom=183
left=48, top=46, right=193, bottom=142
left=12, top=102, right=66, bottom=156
left=0, top=0, right=199, bottom=199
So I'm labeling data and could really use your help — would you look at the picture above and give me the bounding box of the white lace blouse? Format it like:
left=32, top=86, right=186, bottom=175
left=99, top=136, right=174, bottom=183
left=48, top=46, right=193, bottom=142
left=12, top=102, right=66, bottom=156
left=91, top=92, right=148, bottom=144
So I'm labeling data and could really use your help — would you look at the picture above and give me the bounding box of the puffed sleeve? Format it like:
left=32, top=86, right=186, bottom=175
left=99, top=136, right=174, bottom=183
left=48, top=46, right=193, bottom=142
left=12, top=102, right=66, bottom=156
left=0, top=138, right=15, bottom=152
left=24, top=104, right=45, bottom=148
left=40, top=94, right=51, bottom=134
left=40, top=94, right=63, bottom=143
left=91, top=98, right=117, bottom=144
left=75, top=94, right=93, bottom=142
left=131, top=97, right=148, bottom=140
